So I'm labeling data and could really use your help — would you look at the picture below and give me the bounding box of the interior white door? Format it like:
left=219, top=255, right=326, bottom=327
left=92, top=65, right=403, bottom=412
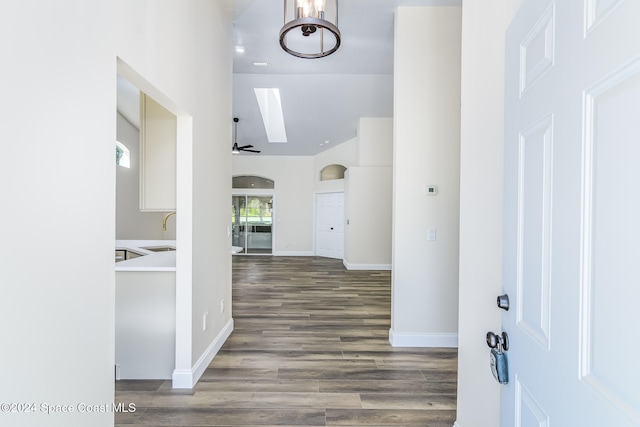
left=501, top=1, right=640, bottom=426
left=316, top=192, right=344, bottom=259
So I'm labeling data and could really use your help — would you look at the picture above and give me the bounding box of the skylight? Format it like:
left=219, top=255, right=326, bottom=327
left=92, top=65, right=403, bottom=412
left=254, top=88, right=288, bottom=143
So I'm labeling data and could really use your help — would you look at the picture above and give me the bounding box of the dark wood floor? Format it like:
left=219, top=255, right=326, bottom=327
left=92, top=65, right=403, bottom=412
left=115, top=256, right=458, bottom=426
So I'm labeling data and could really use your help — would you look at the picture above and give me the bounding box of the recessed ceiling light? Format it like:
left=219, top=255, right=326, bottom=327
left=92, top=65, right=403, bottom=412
left=253, top=62, right=270, bottom=67
left=235, top=45, right=245, bottom=53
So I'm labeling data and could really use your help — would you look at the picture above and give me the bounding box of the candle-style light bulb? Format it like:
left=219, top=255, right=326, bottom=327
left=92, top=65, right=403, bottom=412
left=296, top=0, right=310, bottom=17
left=314, top=0, right=326, bottom=19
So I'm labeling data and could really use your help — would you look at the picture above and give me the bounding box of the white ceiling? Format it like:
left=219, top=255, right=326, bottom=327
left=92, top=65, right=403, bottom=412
left=233, top=0, right=460, bottom=156
left=117, top=0, right=461, bottom=156
left=116, top=75, right=140, bottom=130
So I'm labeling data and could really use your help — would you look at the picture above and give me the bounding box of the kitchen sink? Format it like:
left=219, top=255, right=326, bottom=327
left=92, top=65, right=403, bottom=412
left=115, top=249, right=146, bottom=262
left=141, top=246, right=176, bottom=252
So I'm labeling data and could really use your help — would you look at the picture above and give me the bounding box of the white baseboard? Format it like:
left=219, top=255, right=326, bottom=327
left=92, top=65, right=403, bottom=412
left=453, top=422, right=462, bottom=427
left=171, top=369, right=194, bottom=389
left=172, top=318, right=234, bottom=388
left=273, top=250, right=315, bottom=256
left=343, top=259, right=392, bottom=270
left=389, top=328, right=458, bottom=348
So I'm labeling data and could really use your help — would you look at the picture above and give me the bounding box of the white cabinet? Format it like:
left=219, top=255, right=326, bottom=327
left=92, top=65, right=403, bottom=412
left=115, top=271, right=176, bottom=379
left=139, top=93, right=176, bottom=211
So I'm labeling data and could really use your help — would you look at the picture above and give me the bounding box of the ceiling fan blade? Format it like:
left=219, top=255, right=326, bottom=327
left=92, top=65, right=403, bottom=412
left=240, top=148, right=261, bottom=153
left=238, top=144, right=254, bottom=149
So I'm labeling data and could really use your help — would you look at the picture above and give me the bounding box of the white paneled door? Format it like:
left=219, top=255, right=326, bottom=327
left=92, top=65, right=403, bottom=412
left=501, top=1, right=640, bottom=426
left=315, top=192, right=344, bottom=259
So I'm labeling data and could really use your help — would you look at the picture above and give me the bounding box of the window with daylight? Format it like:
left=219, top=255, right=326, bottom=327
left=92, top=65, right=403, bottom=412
left=116, top=141, right=130, bottom=168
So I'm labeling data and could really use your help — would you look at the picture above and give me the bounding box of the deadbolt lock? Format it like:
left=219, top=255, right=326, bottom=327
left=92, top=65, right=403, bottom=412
left=497, top=293, right=510, bottom=311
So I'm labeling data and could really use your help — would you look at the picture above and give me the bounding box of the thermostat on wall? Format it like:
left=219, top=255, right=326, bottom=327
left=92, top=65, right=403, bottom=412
left=426, top=185, right=438, bottom=195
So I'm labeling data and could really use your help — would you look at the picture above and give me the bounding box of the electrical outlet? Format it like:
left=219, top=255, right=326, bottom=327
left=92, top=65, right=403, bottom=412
left=202, top=312, right=208, bottom=331
left=115, top=364, right=121, bottom=381
left=220, top=299, right=225, bottom=314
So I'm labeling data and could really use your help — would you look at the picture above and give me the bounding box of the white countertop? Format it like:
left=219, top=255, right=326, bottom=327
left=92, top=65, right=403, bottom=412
left=115, top=240, right=176, bottom=272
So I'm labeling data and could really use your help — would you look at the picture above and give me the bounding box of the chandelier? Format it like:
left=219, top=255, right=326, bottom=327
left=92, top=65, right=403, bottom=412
left=279, top=0, right=341, bottom=59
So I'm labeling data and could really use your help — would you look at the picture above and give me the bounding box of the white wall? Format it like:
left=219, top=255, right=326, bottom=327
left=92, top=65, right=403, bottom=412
left=344, top=166, right=393, bottom=269
left=314, top=137, right=357, bottom=192
left=116, top=1, right=233, bottom=387
left=0, top=2, right=232, bottom=424
left=116, top=112, right=176, bottom=240
left=391, top=6, right=461, bottom=348
left=1, top=2, right=116, bottom=426
left=357, top=117, right=393, bottom=166
left=237, top=117, right=393, bottom=263
left=233, top=156, right=315, bottom=255
left=342, top=118, right=393, bottom=269
left=455, top=1, right=522, bottom=426
left=115, top=1, right=233, bottom=386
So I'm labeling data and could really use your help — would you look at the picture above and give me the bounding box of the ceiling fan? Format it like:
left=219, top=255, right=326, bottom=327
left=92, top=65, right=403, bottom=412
left=232, top=117, right=260, bottom=154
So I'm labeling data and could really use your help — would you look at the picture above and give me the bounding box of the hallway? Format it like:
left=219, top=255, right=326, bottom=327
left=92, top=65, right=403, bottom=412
left=115, top=256, right=457, bottom=426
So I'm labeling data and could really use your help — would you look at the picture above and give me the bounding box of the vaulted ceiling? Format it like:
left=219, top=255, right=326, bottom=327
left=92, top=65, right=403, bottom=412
left=232, top=0, right=459, bottom=155
left=117, top=0, right=460, bottom=156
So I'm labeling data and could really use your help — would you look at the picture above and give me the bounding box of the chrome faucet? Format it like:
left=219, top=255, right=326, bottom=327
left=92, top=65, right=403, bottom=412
left=162, top=211, right=176, bottom=231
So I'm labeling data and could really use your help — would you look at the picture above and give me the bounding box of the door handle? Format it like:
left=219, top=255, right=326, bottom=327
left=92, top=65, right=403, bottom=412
left=330, top=227, right=334, bottom=230
left=486, top=331, right=509, bottom=352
